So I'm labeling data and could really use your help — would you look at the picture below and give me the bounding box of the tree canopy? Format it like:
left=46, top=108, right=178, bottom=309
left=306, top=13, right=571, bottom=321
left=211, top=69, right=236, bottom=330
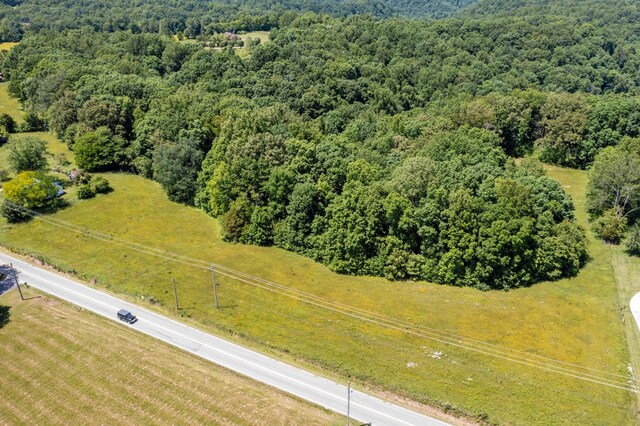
left=7, top=1, right=638, bottom=288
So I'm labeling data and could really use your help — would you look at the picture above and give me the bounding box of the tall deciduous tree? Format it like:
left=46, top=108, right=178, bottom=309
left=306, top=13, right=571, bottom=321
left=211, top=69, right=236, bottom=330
left=152, top=136, right=204, bottom=205
left=7, top=136, right=49, bottom=173
left=74, top=127, right=129, bottom=171
left=586, top=139, right=640, bottom=221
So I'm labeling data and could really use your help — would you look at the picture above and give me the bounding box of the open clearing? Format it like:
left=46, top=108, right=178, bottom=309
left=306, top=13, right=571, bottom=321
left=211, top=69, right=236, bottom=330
left=0, top=289, right=343, bottom=425
left=0, top=42, right=19, bottom=51
left=0, top=83, right=23, bottom=123
left=0, top=129, right=637, bottom=424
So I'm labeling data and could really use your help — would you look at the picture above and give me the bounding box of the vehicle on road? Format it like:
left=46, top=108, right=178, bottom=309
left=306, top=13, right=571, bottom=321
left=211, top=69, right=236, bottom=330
left=117, top=309, right=137, bottom=324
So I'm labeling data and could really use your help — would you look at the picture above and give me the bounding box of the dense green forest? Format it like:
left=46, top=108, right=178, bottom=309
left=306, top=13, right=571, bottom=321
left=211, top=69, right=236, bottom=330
left=2, top=1, right=640, bottom=288
left=0, top=0, right=478, bottom=42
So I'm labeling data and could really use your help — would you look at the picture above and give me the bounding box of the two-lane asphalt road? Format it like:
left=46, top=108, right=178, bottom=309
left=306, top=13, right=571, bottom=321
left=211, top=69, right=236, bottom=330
left=0, top=251, right=448, bottom=426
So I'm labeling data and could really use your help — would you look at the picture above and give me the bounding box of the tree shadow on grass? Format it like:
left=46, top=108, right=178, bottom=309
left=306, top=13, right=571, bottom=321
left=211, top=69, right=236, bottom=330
left=0, top=305, right=9, bottom=329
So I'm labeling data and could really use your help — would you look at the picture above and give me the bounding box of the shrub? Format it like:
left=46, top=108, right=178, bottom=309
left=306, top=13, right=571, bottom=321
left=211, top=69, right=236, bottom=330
left=1, top=200, right=29, bottom=223
left=73, top=170, right=92, bottom=185
left=626, top=225, right=640, bottom=256
left=0, top=169, right=9, bottom=182
left=93, top=176, right=112, bottom=194
left=77, top=184, right=96, bottom=199
left=18, top=112, right=46, bottom=132
left=593, top=209, right=627, bottom=243
left=0, top=113, right=16, bottom=133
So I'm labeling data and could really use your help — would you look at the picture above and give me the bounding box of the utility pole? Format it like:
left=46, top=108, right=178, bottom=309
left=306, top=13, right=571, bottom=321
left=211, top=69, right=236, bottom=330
left=10, top=263, right=24, bottom=300
left=209, top=265, right=219, bottom=309
left=347, top=382, right=351, bottom=426
left=172, top=277, right=179, bottom=312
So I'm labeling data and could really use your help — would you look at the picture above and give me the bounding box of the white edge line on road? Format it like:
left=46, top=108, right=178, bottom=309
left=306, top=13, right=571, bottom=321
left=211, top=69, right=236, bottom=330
left=9, top=255, right=446, bottom=426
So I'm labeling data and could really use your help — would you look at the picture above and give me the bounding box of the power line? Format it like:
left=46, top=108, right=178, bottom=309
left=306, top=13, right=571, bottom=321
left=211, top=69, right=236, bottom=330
left=2, top=201, right=637, bottom=393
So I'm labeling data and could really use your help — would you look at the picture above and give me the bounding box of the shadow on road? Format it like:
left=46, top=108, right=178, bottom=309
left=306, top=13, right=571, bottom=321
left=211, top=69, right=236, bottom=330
left=0, top=305, right=9, bottom=328
left=0, top=263, right=16, bottom=295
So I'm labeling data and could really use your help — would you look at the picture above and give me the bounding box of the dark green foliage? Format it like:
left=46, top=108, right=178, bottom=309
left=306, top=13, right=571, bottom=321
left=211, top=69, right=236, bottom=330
left=3, top=8, right=620, bottom=288
left=7, top=135, right=49, bottom=173
left=0, top=0, right=474, bottom=44
left=152, top=136, right=205, bottom=205
left=19, top=112, right=46, bottom=132
left=77, top=183, right=96, bottom=199
left=626, top=225, right=640, bottom=256
left=0, top=169, right=9, bottom=181
left=92, top=176, right=112, bottom=194
left=0, top=113, right=16, bottom=133
left=1, top=200, right=29, bottom=223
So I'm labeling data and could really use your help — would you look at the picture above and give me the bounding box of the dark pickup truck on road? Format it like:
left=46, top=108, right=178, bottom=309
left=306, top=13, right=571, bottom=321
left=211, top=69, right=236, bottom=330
left=117, top=309, right=137, bottom=324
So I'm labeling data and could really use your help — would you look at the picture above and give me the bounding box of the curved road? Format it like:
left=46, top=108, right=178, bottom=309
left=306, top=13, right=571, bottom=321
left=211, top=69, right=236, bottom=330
left=0, top=252, right=448, bottom=426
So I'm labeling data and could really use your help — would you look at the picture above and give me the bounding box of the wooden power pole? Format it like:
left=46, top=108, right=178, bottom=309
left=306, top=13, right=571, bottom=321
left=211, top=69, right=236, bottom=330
left=10, top=263, right=24, bottom=301
left=172, top=277, right=179, bottom=312
left=209, top=265, right=219, bottom=309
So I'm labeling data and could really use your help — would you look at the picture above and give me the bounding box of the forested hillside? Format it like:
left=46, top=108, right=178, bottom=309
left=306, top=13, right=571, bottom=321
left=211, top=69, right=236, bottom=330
left=2, top=3, right=640, bottom=288
left=0, top=0, right=477, bottom=42
left=465, top=0, right=640, bottom=22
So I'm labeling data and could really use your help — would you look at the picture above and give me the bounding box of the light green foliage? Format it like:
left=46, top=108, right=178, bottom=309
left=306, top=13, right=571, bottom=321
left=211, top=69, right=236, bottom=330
left=73, top=127, right=128, bottom=171
left=586, top=140, right=640, bottom=221
left=593, top=209, right=628, bottom=243
left=2, top=171, right=58, bottom=209
left=7, top=135, right=49, bottom=172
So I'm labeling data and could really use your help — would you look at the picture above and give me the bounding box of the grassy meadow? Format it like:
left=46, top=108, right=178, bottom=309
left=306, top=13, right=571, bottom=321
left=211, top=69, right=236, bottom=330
left=178, top=31, right=269, bottom=59
left=0, top=289, right=344, bottom=425
left=0, top=42, right=19, bottom=51
left=0, top=83, right=23, bottom=123
left=0, top=128, right=638, bottom=425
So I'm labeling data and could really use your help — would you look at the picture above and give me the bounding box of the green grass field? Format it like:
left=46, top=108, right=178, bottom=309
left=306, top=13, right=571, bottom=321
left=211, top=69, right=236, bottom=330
left=179, top=31, right=269, bottom=59
left=0, top=83, right=24, bottom=123
left=0, top=42, right=19, bottom=51
left=238, top=31, right=270, bottom=44
left=0, top=133, right=638, bottom=425
left=0, top=289, right=343, bottom=425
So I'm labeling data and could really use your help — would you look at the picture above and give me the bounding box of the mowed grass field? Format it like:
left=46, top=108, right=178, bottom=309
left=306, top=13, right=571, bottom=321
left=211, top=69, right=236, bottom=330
left=0, top=152, right=637, bottom=424
left=0, top=289, right=344, bottom=425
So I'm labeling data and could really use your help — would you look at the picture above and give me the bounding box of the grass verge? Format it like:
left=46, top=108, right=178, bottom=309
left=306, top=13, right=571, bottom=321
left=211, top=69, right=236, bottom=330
left=0, top=288, right=344, bottom=425
left=0, top=135, right=637, bottom=424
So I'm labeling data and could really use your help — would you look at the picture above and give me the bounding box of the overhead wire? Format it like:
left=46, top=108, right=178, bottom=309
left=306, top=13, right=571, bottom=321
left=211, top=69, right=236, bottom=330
left=2, top=200, right=637, bottom=393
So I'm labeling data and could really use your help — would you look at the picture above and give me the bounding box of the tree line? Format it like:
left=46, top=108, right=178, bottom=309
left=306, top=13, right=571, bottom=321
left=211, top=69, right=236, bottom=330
left=5, top=6, right=640, bottom=287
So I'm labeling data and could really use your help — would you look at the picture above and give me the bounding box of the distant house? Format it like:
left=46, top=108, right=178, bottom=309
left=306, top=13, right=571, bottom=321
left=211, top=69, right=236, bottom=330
left=68, top=169, right=81, bottom=181
left=223, top=31, right=238, bottom=41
